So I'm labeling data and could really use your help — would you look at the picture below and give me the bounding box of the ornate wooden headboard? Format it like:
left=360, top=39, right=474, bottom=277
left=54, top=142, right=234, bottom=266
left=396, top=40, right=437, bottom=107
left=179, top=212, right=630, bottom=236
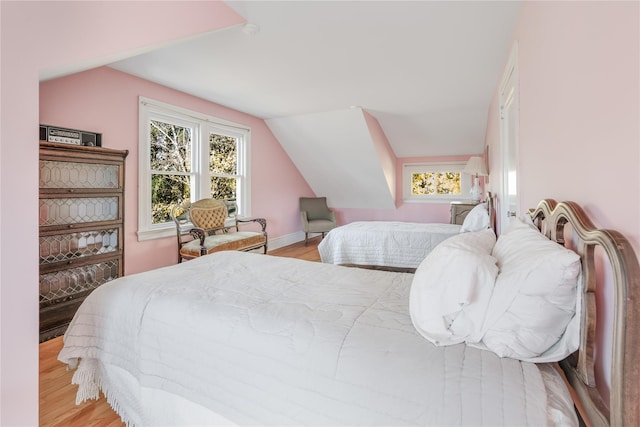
left=529, top=200, right=639, bottom=426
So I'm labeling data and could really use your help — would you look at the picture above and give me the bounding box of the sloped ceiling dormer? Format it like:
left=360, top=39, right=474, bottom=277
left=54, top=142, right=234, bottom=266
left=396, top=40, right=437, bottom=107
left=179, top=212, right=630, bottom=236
left=266, top=108, right=396, bottom=209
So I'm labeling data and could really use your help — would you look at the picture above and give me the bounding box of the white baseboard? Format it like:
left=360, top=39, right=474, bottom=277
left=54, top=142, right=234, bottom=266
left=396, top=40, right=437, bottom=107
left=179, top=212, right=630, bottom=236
left=267, top=231, right=306, bottom=251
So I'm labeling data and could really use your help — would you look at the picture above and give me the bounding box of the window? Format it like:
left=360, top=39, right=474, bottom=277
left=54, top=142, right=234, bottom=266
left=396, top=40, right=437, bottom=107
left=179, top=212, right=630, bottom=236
left=138, top=97, right=250, bottom=240
left=402, top=162, right=470, bottom=202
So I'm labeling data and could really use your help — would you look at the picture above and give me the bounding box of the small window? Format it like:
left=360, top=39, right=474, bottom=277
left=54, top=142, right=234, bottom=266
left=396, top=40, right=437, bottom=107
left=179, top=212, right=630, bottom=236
left=403, top=162, right=470, bottom=202
left=149, top=117, right=194, bottom=225
left=209, top=133, right=239, bottom=201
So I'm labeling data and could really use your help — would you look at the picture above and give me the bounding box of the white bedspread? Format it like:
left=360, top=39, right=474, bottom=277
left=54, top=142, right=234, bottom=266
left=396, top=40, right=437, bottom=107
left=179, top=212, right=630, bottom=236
left=318, top=221, right=461, bottom=269
left=59, top=251, right=563, bottom=426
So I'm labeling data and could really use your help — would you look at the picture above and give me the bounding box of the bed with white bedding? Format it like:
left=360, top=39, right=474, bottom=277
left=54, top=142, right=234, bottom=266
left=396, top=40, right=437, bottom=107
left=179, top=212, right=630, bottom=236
left=318, top=202, right=492, bottom=272
left=318, top=221, right=461, bottom=270
left=59, top=251, right=572, bottom=426
left=58, top=200, right=640, bottom=426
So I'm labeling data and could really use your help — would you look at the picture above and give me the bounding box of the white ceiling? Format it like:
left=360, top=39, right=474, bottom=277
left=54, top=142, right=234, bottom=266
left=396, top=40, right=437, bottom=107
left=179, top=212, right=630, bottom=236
left=109, top=1, right=521, bottom=158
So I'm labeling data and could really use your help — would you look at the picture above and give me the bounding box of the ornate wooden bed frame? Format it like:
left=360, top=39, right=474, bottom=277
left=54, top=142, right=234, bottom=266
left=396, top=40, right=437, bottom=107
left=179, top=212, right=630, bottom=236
left=529, top=200, right=639, bottom=426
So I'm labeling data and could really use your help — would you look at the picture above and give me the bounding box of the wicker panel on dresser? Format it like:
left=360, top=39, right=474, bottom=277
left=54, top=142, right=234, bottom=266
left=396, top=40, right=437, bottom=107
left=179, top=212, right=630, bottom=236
left=39, top=141, right=128, bottom=342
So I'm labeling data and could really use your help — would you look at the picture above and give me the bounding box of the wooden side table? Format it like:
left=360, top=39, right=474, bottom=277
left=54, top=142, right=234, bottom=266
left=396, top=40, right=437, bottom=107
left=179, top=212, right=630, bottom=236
left=450, top=201, right=479, bottom=225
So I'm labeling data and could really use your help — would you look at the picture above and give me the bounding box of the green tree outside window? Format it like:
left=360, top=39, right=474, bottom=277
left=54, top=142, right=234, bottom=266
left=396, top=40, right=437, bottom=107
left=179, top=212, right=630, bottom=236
left=149, top=120, right=239, bottom=224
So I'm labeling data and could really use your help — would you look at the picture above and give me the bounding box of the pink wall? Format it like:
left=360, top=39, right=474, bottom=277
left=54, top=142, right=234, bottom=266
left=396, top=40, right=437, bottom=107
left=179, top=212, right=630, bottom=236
left=0, top=2, right=243, bottom=424
left=484, top=1, right=639, bottom=405
left=40, top=66, right=313, bottom=274
left=334, top=154, right=482, bottom=224
left=34, top=2, right=244, bottom=78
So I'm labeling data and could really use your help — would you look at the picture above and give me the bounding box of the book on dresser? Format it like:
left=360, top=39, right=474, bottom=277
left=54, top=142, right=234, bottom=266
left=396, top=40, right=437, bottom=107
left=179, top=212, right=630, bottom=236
left=39, top=141, right=128, bottom=342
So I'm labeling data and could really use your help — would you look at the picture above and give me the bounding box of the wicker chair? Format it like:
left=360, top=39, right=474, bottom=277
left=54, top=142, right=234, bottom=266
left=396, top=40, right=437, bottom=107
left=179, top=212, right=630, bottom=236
left=299, top=197, right=337, bottom=244
left=171, top=198, right=267, bottom=263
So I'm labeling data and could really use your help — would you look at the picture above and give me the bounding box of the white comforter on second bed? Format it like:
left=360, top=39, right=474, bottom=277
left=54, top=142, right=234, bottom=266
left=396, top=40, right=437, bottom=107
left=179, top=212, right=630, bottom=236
left=318, top=221, right=461, bottom=269
left=59, top=251, right=568, bottom=426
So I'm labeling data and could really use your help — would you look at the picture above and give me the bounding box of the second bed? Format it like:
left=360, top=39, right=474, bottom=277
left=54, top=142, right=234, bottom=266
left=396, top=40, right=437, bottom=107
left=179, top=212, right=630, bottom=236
left=319, top=201, right=491, bottom=271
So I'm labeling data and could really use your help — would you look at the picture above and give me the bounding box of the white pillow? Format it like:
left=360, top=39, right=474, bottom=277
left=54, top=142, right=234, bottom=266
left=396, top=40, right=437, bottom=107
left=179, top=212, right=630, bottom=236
left=410, top=229, right=498, bottom=346
left=460, top=203, right=490, bottom=233
left=481, top=218, right=581, bottom=362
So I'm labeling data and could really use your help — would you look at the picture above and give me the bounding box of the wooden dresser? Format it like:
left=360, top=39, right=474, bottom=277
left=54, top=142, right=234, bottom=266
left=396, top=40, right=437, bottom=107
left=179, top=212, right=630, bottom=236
left=39, top=142, right=128, bottom=341
left=450, top=201, right=479, bottom=225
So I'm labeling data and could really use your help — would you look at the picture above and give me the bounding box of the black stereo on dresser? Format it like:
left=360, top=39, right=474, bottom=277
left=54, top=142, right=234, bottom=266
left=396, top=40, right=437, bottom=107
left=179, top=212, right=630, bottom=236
left=40, top=124, right=102, bottom=147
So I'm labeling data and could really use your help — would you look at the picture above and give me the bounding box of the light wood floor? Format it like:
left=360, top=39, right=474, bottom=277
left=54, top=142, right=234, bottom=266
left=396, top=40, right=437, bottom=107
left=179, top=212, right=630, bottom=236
left=39, top=237, right=322, bottom=426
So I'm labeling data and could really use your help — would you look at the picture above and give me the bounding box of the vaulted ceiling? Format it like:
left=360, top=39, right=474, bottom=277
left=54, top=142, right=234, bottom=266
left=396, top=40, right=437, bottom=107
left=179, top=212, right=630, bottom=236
left=109, top=1, right=520, bottom=208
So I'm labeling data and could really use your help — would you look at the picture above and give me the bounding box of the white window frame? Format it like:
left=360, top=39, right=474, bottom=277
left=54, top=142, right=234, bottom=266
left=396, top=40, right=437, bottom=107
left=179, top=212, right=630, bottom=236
left=402, top=162, right=470, bottom=203
left=137, top=97, right=251, bottom=241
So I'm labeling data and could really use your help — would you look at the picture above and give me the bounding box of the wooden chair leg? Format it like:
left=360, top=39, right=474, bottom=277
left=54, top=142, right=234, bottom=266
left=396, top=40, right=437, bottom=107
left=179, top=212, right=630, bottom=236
left=305, top=232, right=309, bottom=245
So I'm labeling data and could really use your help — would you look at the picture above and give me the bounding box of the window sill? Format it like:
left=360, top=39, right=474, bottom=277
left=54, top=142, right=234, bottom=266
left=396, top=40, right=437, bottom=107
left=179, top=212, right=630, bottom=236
left=137, top=226, right=176, bottom=242
left=137, top=218, right=238, bottom=242
left=403, top=198, right=470, bottom=204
